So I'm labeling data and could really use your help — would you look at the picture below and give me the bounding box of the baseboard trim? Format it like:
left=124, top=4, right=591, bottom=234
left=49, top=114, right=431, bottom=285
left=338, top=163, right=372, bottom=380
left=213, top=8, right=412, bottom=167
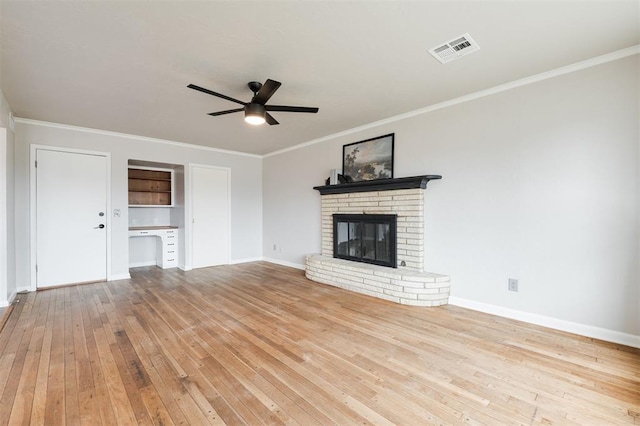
left=229, top=257, right=264, bottom=265
left=262, top=257, right=305, bottom=270
left=448, top=296, right=640, bottom=349
left=128, top=261, right=157, bottom=268
left=109, top=273, right=132, bottom=281
left=0, top=290, right=17, bottom=308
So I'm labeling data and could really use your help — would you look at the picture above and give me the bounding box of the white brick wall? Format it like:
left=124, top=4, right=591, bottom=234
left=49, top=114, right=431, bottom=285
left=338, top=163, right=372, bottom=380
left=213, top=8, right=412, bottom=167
left=310, top=187, right=450, bottom=306
left=320, top=188, right=425, bottom=271
left=306, top=255, right=450, bottom=307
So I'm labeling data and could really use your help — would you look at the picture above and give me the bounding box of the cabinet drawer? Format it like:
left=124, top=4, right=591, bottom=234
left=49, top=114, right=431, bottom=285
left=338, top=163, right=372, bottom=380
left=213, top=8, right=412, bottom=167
left=163, top=259, right=178, bottom=268
left=129, top=229, right=156, bottom=237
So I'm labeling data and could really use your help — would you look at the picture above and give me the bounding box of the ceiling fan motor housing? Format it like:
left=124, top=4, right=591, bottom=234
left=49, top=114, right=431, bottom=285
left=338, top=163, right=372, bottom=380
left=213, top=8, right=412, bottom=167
left=245, top=102, right=266, bottom=116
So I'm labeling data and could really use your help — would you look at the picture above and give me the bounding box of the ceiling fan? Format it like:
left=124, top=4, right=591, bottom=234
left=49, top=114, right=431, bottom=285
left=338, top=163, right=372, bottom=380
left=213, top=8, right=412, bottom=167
left=187, top=79, right=319, bottom=126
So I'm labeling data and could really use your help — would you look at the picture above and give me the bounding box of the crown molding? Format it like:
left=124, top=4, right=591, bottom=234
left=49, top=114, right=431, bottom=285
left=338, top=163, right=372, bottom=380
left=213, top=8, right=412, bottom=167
left=12, top=45, right=639, bottom=160
left=264, top=44, right=640, bottom=158
left=12, top=118, right=262, bottom=159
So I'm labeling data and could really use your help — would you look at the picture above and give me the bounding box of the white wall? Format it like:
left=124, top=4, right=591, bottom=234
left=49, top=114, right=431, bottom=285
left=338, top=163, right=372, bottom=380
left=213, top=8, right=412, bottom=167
left=0, top=1, right=18, bottom=307
left=14, top=123, right=263, bottom=287
left=0, top=88, right=16, bottom=307
left=263, top=56, right=639, bottom=338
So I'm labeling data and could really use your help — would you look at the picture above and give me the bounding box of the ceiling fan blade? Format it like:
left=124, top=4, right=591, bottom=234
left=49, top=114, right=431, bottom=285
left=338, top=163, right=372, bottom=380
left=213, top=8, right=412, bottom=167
left=265, top=105, right=319, bottom=113
left=252, top=79, right=281, bottom=104
left=207, top=108, right=244, bottom=117
left=265, top=113, right=279, bottom=126
left=187, top=84, right=246, bottom=106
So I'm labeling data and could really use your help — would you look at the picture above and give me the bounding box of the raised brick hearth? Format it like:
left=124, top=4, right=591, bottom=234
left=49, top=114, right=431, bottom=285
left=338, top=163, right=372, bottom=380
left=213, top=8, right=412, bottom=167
left=306, top=176, right=450, bottom=307
left=305, top=254, right=450, bottom=306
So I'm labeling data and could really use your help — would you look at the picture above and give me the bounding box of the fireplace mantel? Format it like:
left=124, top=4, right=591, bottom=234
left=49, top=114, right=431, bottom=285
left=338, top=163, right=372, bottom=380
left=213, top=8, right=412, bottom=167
left=313, top=175, right=442, bottom=195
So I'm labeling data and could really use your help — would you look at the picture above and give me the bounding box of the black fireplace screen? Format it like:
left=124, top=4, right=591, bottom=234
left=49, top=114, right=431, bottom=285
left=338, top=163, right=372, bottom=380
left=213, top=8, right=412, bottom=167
left=333, top=214, right=397, bottom=268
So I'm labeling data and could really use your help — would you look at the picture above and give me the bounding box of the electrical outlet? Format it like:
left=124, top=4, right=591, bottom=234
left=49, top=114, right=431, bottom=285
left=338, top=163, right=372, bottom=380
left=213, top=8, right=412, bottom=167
left=273, top=244, right=277, bottom=251
left=508, top=278, right=518, bottom=292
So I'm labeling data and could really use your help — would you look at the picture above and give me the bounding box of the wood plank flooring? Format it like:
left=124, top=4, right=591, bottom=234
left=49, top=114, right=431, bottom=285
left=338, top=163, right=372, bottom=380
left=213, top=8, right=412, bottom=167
left=0, top=262, right=638, bottom=425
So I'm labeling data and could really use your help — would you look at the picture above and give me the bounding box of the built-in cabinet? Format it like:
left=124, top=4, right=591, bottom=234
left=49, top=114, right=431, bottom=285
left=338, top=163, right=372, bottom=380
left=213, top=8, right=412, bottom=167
left=128, top=166, right=174, bottom=207
left=129, top=227, right=178, bottom=269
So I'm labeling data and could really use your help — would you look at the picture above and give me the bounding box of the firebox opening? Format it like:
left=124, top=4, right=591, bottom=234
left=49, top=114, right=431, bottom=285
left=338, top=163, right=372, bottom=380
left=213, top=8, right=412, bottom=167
left=333, top=214, right=397, bottom=268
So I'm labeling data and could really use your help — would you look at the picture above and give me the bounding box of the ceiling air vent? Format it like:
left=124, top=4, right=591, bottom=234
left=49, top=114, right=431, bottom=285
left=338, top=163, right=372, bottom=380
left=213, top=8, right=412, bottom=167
left=428, top=33, right=480, bottom=64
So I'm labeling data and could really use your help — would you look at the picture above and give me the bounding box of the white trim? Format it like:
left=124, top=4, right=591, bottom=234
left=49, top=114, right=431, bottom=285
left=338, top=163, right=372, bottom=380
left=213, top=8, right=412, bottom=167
left=264, top=44, right=640, bottom=158
left=0, top=290, right=17, bottom=308
left=109, top=273, right=131, bottom=281
left=229, top=257, right=263, bottom=265
left=30, top=145, right=112, bottom=291
left=128, top=260, right=158, bottom=268
left=448, top=296, right=640, bottom=349
left=263, top=257, right=305, bottom=271
left=187, top=164, right=232, bottom=269
left=14, top=118, right=261, bottom=159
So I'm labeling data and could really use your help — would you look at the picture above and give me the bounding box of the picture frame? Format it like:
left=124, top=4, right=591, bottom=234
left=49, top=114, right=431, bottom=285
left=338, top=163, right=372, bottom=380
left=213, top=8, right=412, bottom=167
left=342, top=133, right=394, bottom=182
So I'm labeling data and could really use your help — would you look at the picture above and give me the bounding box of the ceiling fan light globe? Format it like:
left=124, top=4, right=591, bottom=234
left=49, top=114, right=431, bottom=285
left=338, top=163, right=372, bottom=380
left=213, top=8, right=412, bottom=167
left=244, top=103, right=267, bottom=125
left=245, top=115, right=266, bottom=125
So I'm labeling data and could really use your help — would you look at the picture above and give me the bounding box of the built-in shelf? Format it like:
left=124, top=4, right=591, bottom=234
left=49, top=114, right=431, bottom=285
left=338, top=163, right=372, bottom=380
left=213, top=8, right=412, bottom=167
left=313, top=175, right=442, bottom=195
left=128, top=166, right=175, bottom=207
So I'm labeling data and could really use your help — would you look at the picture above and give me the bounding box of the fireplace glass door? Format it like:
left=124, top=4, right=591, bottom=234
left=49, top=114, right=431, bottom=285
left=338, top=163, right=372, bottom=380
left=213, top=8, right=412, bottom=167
left=333, top=214, right=397, bottom=268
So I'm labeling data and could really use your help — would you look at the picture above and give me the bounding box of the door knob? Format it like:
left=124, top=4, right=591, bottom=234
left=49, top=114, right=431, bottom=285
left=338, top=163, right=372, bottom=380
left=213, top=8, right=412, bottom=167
left=94, top=224, right=105, bottom=229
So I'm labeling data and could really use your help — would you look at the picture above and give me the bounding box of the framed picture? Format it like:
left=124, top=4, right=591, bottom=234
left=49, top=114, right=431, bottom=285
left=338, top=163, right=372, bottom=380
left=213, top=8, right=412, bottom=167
left=342, top=133, right=394, bottom=182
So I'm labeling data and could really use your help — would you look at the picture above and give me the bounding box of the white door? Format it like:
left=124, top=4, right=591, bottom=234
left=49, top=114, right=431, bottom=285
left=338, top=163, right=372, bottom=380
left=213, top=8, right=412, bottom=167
left=191, top=165, right=230, bottom=268
left=36, top=149, right=108, bottom=287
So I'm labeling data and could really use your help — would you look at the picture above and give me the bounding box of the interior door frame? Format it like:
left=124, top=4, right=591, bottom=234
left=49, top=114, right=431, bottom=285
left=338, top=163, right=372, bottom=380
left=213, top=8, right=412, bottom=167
left=29, top=144, right=112, bottom=291
left=185, top=163, right=231, bottom=271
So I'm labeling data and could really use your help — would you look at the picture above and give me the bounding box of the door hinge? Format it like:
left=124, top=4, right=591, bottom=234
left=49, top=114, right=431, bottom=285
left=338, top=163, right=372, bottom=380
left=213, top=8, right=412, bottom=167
left=35, top=264, right=38, bottom=273
left=35, top=160, right=38, bottom=168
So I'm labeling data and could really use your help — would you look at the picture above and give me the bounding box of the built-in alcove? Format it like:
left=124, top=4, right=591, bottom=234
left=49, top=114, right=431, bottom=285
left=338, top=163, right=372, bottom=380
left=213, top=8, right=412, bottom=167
left=128, top=159, right=185, bottom=269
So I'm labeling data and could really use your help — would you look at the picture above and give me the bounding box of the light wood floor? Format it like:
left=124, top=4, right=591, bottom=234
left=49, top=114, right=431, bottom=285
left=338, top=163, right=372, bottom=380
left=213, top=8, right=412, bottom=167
left=0, top=262, right=638, bottom=425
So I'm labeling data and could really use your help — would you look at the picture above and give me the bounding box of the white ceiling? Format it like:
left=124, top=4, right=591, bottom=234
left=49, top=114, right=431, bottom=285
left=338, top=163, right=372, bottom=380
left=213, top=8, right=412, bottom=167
left=1, top=1, right=638, bottom=155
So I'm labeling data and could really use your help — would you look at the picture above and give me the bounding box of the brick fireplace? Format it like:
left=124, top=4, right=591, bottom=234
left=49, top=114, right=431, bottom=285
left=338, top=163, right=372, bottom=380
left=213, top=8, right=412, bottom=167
left=306, top=176, right=451, bottom=307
